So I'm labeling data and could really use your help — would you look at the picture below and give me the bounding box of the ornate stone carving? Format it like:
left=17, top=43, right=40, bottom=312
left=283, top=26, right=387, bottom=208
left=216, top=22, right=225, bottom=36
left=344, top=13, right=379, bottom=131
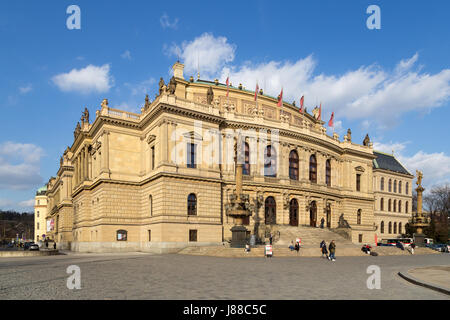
left=158, top=77, right=165, bottom=95
left=168, top=76, right=177, bottom=95
left=206, top=86, right=214, bottom=105
left=81, top=107, right=89, bottom=124
left=338, top=214, right=350, bottom=228
left=144, top=94, right=150, bottom=110
left=416, top=170, right=423, bottom=186
left=363, top=134, right=370, bottom=146
left=101, top=99, right=108, bottom=109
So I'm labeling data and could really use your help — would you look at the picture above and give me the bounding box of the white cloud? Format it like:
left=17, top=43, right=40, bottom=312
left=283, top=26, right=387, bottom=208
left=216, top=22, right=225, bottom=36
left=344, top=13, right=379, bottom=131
left=121, top=50, right=132, bottom=60
left=0, top=142, right=44, bottom=190
left=19, top=85, right=32, bottom=94
left=52, top=64, right=113, bottom=94
left=169, top=34, right=450, bottom=125
left=373, top=140, right=450, bottom=189
left=398, top=151, right=450, bottom=188
left=18, top=199, right=35, bottom=208
left=167, top=33, right=236, bottom=79
left=160, top=13, right=179, bottom=29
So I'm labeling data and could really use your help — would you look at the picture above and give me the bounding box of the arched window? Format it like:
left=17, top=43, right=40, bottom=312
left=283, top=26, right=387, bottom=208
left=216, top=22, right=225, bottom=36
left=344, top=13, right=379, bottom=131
left=388, top=222, right=392, bottom=234
left=398, top=200, right=402, bottom=213
left=357, top=209, right=362, bottom=225
left=289, top=150, right=299, bottom=180
left=393, top=222, right=397, bottom=234
left=309, top=154, right=317, bottom=183
left=326, top=159, right=331, bottom=187
left=380, top=198, right=384, bottom=211
left=264, top=145, right=277, bottom=177
left=388, top=179, right=392, bottom=192
left=394, top=180, right=397, bottom=193
left=380, top=177, right=385, bottom=191
left=381, top=221, right=385, bottom=234
left=399, top=181, right=402, bottom=193
left=149, top=195, right=153, bottom=216
left=289, top=198, right=299, bottom=226
left=243, top=142, right=250, bottom=175
left=398, top=222, right=402, bottom=234
left=116, top=230, right=127, bottom=241
left=393, top=200, right=397, bottom=212
left=405, top=201, right=409, bottom=213
left=265, top=196, right=277, bottom=225
left=388, top=199, right=392, bottom=212
left=406, top=182, right=409, bottom=194
left=187, top=193, right=197, bottom=216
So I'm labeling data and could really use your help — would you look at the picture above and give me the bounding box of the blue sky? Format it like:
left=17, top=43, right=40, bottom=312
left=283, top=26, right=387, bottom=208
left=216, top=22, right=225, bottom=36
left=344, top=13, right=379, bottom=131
left=1, top=0, right=449, bottom=211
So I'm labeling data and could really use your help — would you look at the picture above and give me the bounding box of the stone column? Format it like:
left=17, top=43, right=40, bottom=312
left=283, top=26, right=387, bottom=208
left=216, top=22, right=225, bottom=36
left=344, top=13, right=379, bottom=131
left=159, top=120, right=168, bottom=165
left=84, top=146, right=89, bottom=180
left=101, top=131, right=110, bottom=174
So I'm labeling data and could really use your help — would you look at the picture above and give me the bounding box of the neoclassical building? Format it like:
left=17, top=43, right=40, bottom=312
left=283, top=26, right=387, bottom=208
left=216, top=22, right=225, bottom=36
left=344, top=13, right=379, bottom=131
left=34, top=185, right=48, bottom=243
left=39, top=62, right=413, bottom=252
left=372, top=151, right=414, bottom=241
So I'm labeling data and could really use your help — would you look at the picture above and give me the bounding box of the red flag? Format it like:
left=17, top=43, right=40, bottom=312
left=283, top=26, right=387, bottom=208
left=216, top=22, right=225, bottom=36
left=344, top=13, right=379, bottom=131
left=277, top=88, right=283, bottom=107
left=226, top=77, right=230, bottom=97
left=328, top=112, right=334, bottom=127
left=299, top=95, right=304, bottom=113
left=254, top=83, right=259, bottom=101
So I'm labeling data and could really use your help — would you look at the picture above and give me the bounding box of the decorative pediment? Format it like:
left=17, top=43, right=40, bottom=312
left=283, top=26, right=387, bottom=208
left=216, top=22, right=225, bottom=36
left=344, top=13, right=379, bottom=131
left=355, top=166, right=365, bottom=172
left=146, top=134, right=156, bottom=144
left=183, top=131, right=203, bottom=141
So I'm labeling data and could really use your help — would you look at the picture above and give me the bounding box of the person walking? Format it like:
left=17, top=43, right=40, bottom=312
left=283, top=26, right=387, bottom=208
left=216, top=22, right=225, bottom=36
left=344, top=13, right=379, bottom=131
left=329, top=240, right=336, bottom=261
left=320, top=240, right=328, bottom=259
left=294, top=241, right=300, bottom=254
left=410, top=242, right=415, bottom=255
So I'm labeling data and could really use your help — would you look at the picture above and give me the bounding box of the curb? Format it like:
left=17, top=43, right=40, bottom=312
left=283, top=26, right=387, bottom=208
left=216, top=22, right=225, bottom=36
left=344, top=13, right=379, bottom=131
left=398, top=271, right=450, bottom=296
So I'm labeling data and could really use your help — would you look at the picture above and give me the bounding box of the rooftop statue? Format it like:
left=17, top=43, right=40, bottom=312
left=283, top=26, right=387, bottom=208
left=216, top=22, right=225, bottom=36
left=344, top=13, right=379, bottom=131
left=363, top=134, right=370, bottom=146
left=312, top=106, right=320, bottom=119
left=159, top=77, right=165, bottom=95
left=168, top=76, right=177, bottom=95
left=347, top=129, right=352, bottom=142
left=144, top=94, right=150, bottom=110
left=207, top=86, right=214, bottom=105
left=82, top=107, right=89, bottom=124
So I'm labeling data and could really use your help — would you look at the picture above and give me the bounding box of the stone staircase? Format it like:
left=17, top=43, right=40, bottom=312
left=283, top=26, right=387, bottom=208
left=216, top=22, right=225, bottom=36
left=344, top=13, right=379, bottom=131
left=269, top=225, right=356, bottom=248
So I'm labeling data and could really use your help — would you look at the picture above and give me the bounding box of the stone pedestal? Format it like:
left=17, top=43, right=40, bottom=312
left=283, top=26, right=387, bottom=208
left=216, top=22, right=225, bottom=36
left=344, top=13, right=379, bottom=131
left=413, top=233, right=427, bottom=247
left=230, top=225, right=248, bottom=248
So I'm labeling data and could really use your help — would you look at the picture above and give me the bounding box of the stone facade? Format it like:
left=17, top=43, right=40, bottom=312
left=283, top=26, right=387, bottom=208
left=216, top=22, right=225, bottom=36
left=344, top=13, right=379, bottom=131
left=40, top=62, right=413, bottom=252
left=373, top=154, right=414, bottom=241
left=34, top=186, right=47, bottom=242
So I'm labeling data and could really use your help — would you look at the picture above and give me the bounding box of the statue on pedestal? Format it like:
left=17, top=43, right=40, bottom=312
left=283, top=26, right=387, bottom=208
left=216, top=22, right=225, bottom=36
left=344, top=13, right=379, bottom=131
left=168, top=76, right=177, bottom=95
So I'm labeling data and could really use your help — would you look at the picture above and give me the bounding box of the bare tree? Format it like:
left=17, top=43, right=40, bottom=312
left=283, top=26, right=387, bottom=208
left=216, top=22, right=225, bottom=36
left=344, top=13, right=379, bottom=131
left=423, top=184, right=450, bottom=243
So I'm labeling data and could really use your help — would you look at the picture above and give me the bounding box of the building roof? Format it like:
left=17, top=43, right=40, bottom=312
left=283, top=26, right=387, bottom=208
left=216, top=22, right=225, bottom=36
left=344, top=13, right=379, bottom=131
left=36, top=185, right=47, bottom=196
left=373, top=151, right=412, bottom=176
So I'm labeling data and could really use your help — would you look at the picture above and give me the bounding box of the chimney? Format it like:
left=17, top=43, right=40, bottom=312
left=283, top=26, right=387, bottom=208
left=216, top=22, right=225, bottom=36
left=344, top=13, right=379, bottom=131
left=172, top=61, right=184, bottom=79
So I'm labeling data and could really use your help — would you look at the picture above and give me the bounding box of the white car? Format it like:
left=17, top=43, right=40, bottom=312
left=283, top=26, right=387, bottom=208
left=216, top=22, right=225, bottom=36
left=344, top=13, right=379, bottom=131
left=29, top=244, right=39, bottom=251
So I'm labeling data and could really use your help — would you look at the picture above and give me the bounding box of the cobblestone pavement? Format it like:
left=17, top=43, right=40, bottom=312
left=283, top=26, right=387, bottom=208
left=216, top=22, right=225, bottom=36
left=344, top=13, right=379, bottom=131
left=0, top=252, right=449, bottom=300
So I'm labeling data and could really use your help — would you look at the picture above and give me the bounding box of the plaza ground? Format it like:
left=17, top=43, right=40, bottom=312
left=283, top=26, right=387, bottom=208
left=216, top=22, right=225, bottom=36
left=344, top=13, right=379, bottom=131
left=0, top=252, right=448, bottom=300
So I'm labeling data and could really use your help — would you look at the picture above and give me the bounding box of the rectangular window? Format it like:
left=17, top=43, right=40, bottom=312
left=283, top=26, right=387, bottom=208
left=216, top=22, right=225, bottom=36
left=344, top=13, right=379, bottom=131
left=151, top=146, right=155, bottom=170
left=37, top=222, right=39, bottom=230
left=148, top=230, right=151, bottom=242
left=356, top=174, right=361, bottom=191
left=189, top=229, right=198, bottom=242
left=358, top=234, right=363, bottom=243
left=187, top=143, right=196, bottom=168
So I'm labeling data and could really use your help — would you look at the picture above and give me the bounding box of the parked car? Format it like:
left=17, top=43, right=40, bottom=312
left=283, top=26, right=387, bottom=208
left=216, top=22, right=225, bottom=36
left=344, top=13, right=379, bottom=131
left=433, top=244, right=448, bottom=252
left=29, top=243, right=39, bottom=251
left=23, top=242, right=34, bottom=250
